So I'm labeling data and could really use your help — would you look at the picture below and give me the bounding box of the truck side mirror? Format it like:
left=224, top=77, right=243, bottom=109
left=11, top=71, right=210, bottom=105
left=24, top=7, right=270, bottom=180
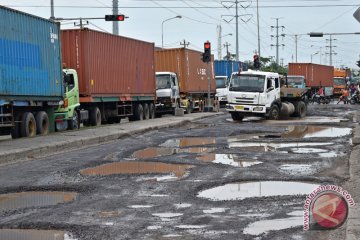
left=64, top=74, right=72, bottom=85
left=267, top=86, right=274, bottom=92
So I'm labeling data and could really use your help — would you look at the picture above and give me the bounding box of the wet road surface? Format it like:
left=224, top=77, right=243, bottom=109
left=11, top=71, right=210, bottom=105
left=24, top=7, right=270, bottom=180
left=0, top=104, right=358, bottom=240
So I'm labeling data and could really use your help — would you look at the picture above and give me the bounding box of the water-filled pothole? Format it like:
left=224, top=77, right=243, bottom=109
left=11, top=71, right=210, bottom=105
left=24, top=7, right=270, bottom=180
left=282, top=126, right=352, bottom=138
left=0, top=229, right=77, bottom=240
left=160, top=138, right=216, bottom=148
left=0, top=192, right=77, bottom=211
left=80, top=162, right=193, bottom=178
left=197, top=181, right=319, bottom=201
left=133, top=147, right=215, bottom=159
left=279, top=164, right=317, bottom=175
left=228, top=142, right=333, bottom=151
left=196, top=154, right=262, bottom=167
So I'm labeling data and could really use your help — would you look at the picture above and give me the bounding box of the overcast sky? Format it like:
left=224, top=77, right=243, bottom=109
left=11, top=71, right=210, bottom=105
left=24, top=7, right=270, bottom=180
left=2, top=0, right=360, bottom=69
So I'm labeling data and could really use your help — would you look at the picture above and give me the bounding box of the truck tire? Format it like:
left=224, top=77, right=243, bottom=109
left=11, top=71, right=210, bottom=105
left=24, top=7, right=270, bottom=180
left=134, top=104, right=144, bottom=121
left=231, top=112, right=244, bottom=121
left=295, top=101, right=307, bottom=118
left=11, top=113, right=22, bottom=139
left=21, top=112, right=37, bottom=137
left=35, top=111, right=49, bottom=135
left=68, top=110, right=79, bottom=130
left=143, top=103, right=150, bottom=120
left=90, top=107, right=101, bottom=126
left=267, top=105, right=280, bottom=120
left=149, top=103, right=155, bottom=119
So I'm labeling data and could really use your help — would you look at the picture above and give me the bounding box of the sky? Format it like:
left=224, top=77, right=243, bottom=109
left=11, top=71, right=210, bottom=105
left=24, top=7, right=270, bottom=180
left=2, top=0, right=360, bottom=70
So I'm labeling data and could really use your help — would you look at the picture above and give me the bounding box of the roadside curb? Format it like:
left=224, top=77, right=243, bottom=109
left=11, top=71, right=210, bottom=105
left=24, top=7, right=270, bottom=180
left=0, top=112, right=223, bottom=165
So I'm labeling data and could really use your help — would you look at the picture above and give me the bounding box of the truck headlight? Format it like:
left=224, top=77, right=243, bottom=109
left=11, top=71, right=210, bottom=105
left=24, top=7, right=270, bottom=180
left=253, top=107, right=263, bottom=111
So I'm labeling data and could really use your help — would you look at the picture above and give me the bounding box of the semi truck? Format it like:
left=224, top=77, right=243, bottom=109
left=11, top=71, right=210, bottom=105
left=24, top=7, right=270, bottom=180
left=214, top=60, right=248, bottom=105
left=226, top=70, right=308, bottom=121
left=288, top=63, right=334, bottom=94
left=333, top=69, right=347, bottom=96
left=154, top=48, right=217, bottom=113
left=0, top=6, right=70, bottom=138
left=56, top=28, right=156, bottom=129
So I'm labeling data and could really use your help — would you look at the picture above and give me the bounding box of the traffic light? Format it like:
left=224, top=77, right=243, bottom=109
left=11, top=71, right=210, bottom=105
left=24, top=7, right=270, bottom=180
left=253, top=54, right=260, bottom=69
left=202, top=41, right=211, bottom=63
left=105, top=15, right=125, bottom=21
left=357, top=60, right=360, bottom=68
left=309, top=32, right=324, bottom=37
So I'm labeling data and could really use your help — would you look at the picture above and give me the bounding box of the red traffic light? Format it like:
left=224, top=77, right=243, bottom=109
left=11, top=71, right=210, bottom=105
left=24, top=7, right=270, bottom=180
left=105, top=15, right=125, bottom=21
left=204, top=42, right=211, bottom=49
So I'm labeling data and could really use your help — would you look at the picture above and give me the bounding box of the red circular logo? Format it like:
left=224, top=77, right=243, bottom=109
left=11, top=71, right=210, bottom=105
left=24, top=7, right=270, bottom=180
left=311, top=192, right=348, bottom=229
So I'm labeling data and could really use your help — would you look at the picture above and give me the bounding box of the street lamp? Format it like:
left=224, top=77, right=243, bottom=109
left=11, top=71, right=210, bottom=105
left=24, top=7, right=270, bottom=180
left=311, top=52, right=319, bottom=63
left=162, top=15, right=182, bottom=48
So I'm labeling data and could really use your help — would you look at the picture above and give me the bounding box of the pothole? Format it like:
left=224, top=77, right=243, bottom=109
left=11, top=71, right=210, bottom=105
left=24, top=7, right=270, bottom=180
left=160, top=138, right=216, bottom=148
left=152, top=212, right=183, bottom=221
left=228, top=142, right=333, bottom=151
left=80, top=161, right=194, bottom=179
left=0, top=192, right=77, bottom=211
left=196, top=154, right=262, bottom=167
left=279, top=164, right=317, bottom=175
left=133, top=147, right=215, bottom=159
left=203, top=208, right=228, bottom=214
left=0, top=229, right=77, bottom=240
left=197, top=181, right=319, bottom=201
left=282, top=126, right=352, bottom=138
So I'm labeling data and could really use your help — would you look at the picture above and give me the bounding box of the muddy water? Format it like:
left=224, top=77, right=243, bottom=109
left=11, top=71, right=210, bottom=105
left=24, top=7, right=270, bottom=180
left=196, top=154, right=262, bottom=167
left=282, top=126, right=352, bottom=138
left=0, top=192, right=77, bottom=211
left=0, top=229, right=76, bottom=240
left=80, top=161, right=193, bottom=178
left=160, top=138, right=216, bottom=148
left=198, top=181, right=319, bottom=201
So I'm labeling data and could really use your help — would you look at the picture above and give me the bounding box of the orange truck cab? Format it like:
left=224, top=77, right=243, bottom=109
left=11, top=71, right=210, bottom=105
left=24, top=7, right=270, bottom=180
left=333, top=69, right=347, bottom=96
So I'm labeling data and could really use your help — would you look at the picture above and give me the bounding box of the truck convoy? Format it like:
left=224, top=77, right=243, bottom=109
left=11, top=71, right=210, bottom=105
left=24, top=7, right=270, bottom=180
left=0, top=6, right=156, bottom=139
left=154, top=48, right=217, bottom=114
left=227, top=70, right=308, bottom=121
left=214, top=60, right=248, bottom=105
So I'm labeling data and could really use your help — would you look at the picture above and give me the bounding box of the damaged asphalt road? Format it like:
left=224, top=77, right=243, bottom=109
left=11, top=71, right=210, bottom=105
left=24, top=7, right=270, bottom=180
left=0, top=104, right=358, bottom=240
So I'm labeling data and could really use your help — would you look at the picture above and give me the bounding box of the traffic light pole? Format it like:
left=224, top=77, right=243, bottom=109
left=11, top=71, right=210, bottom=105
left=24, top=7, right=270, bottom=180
left=206, top=62, right=212, bottom=112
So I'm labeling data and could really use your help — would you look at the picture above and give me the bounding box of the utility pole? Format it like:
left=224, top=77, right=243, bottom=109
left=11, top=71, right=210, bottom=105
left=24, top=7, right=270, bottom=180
left=217, top=25, right=222, bottom=60
left=180, top=40, right=190, bottom=48
left=112, top=0, right=119, bottom=35
left=50, top=0, right=55, bottom=19
left=256, top=0, right=261, bottom=59
left=224, top=42, right=231, bottom=60
left=294, top=35, right=298, bottom=62
left=326, top=35, right=337, bottom=66
left=270, top=18, right=285, bottom=66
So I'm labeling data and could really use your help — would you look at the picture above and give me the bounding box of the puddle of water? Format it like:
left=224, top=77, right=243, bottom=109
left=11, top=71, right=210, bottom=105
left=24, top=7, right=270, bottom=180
left=318, top=151, right=344, bottom=158
left=291, top=148, right=328, bottom=154
left=226, top=117, right=263, bottom=122
left=133, top=147, right=215, bottom=159
left=238, top=213, right=271, bottom=218
left=128, top=205, right=153, bottom=209
left=80, top=161, right=193, bottom=178
left=0, top=192, right=77, bottom=211
left=179, top=147, right=215, bottom=154
left=98, top=211, right=121, bottom=218
left=228, top=142, right=333, bottom=151
left=196, top=154, right=262, bottom=167
left=203, top=208, right=228, bottom=214
left=174, top=203, right=192, bottom=209
left=243, top=216, right=303, bottom=235
left=279, top=164, right=317, bottom=175
left=0, top=229, right=77, bottom=240
left=283, top=126, right=352, bottom=138
left=197, top=181, right=319, bottom=201
left=160, top=138, right=216, bottom=148
left=175, top=225, right=208, bottom=229
left=147, top=226, right=162, bottom=230
left=155, top=175, right=179, bottom=182
left=153, top=212, right=183, bottom=221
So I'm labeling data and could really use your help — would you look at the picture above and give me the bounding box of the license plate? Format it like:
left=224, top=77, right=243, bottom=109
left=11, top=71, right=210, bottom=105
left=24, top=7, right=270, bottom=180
left=235, top=105, right=244, bottom=110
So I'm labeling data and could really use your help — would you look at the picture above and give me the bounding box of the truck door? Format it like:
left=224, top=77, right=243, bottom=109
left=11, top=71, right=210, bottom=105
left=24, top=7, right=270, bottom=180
left=172, top=74, right=180, bottom=99
left=266, top=77, right=278, bottom=106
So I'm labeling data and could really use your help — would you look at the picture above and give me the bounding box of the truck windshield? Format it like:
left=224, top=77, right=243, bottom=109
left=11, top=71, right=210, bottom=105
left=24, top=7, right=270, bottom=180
left=216, top=77, right=227, bottom=88
left=156, top=75, right=172, bottom=89
left=333, top=78, right=345, bottom=85
left=287, top=77, right=304, bottom=88
left=229, top=74, right=265, bottom=92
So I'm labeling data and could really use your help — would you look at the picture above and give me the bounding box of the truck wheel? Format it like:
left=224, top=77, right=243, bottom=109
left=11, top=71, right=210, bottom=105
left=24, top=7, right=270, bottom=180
left=90, top=107, right=101, bottom=126
left=11, top=113, right=22, bottom=139
left=268, top=105, right=280, bottom=120
left=35, top=111, right=49, bottom=135
left=149, top=103, right=155, bottom=119
left=143, top=103, right=150, bottom=120
left=20, top=112, right=37, bottom=137
left=231, top=112, right=244, bottom=121
left=296, top=101, right=307, bottom=118
left=134, top=104, right=144, bottom=121
left=68, top=110, right=79, bottom=130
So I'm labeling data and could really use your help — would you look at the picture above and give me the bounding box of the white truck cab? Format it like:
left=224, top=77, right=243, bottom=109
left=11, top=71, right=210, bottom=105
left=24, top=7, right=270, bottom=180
left=227, top=70, right=281, bottom=121
left=155, top=72, right=180, bottom=114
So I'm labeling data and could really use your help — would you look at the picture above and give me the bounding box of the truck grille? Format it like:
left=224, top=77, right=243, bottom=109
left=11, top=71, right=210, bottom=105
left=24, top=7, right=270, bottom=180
left=235, top=97, right=255, bottom=104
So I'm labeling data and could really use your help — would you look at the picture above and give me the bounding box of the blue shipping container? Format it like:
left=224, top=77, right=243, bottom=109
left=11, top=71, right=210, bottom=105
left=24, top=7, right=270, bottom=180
left=214, top=60, right=248, bottom=79
left=0, top=6, right=63, bottom=101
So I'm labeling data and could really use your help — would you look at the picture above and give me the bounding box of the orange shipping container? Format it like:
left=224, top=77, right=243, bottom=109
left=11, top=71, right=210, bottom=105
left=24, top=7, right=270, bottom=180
left=61, top=29, right=156, bottom=99
left=288, top=63, right=334, bottom=88
left=155, top=48, right=216, bottom=94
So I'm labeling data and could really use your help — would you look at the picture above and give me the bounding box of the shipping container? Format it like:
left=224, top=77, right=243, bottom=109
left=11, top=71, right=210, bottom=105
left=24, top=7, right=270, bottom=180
left=61, top=29, right=156, bottom=99
left=0, top=6, right=64, bottom=138
left=155, top=48, right=216, bottom=94
left=0, top=6, right=63, bottom=100
left=214, top=60, right=248, bottom=79
left=288, top=63, right=334, bottom=88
